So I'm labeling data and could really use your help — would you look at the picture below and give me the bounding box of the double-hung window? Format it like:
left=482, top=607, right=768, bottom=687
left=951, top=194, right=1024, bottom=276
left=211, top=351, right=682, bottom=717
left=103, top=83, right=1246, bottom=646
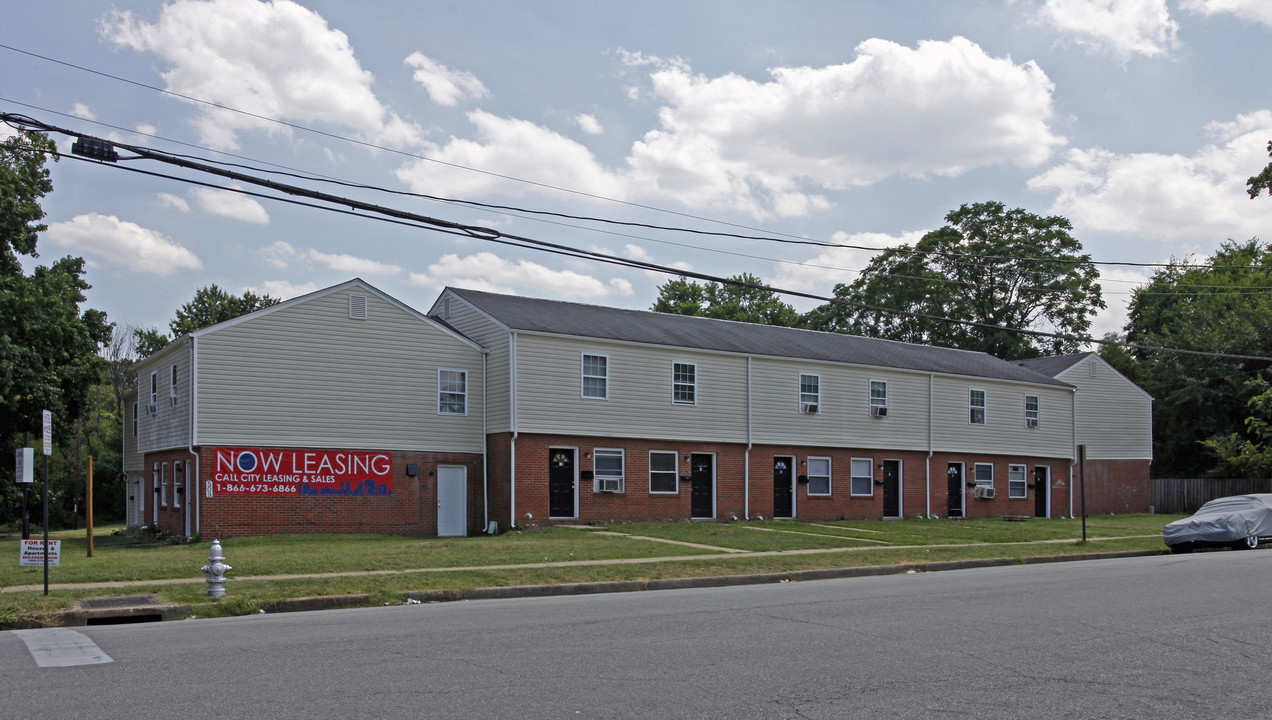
left=132, top=402, right=138, bottom=437
left=649, top=451, right=678, bottom=493
left=150, top=371, right=158, bottom=407
left=170, top=364, right=178, bottom=405
left=438, top=369, right=468, bottom=415
left=173, top=462, right=182, bottom=509
left=870, top=380, right=888, bottom=415
left=1008, top=464, right=1027, bottom=498
left=160, top=462, right=168, bottom=506
left=850, top=458, right=873, bottom=496
left=807, top=457, right=831, bottom=496
left=673, top=362, right=696, bottom=405
left=974, top=463, right=994, bottom=490
left=1025, top=395, right=1039, bottom=427
left=969, top=389, right=986, bottom=425
left=800, top=374, right=820, bottom=414
left=594, top=449, right=624, bottom=493
left=582, top=354, right=608, bottom=399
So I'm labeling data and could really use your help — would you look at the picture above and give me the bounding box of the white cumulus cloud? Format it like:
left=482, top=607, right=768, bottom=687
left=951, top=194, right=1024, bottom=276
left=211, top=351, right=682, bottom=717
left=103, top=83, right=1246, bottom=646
left=1023, top=0, right=1180, bottom=60
left=1181, top=0, right=1272, bottom=27
left=100, top=0, right=421, bottom=150
left=69, top=103, right=96, bottom=120
left=1027, top=110, right=1272, bottom=240
left=408, top=251, right=633, bottom=299
left=192, top=186, right=270, bottom=224
left=157, top=193, right=191, bottom=212
left=45, top=213, right=202, bottom=275
left=404, top=53, right=490, bottom=106
left=258, top=241, right=400, bottom=276
left=574, top=113, right=604, bottom=135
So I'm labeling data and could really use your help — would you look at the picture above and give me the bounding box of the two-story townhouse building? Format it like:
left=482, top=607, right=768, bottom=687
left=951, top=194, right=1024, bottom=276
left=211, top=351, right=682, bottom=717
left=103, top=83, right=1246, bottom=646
left=431, top=288, right=1082, bottom=530
left=1016, top=352, right=1153, bottom=514
left=132, top=279, right=488, bottom=538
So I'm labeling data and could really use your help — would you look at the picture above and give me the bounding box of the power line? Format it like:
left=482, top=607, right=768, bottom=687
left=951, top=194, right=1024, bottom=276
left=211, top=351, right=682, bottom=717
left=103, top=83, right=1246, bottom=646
left=8, top=113, right=1272, bottom=363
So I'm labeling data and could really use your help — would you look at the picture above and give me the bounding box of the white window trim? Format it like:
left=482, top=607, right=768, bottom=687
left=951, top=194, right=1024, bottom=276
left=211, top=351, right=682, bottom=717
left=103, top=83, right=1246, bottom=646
left=969, top=388, right=987, bottom=425
left=160, top=462, right=168, bottom=507
left=593, top=448, right=625, bottom=493
left=799, top=373, right=821, bottom=414
left=974, top=462, right=994, bottom=489
left=869, top=379, right=888, bottom=407
left=850, top=457, right=874, bottom=497
left=581, top=353, right=609, bottom=400
left=1025, top=395, right=1039, bottom=424
left=806, top=456, right=832, bottom=496
left=1008, top=464, right=1027, bottom=499
left=149, top=371, right=158, bottom=406
left=672, top=361, right=697, bottom=406
left=173, top=462, right=182, bottom=509
left=437, top=368, right=469, bottom=416
left=649, top=450, right=679, bottom=494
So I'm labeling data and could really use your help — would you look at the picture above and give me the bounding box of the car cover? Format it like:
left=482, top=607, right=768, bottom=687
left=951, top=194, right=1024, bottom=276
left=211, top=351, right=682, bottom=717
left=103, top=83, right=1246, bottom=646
left=1162, top=493, right=1272, bottom=545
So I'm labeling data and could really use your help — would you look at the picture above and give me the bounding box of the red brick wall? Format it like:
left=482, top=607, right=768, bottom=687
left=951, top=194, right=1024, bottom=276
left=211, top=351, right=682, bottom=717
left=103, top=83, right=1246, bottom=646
left=506, top=432, right=1072, bottom=524
left=142, top=449, right=199, bottom=537
left=1073, top=458, right=1150, bottom=514
left=144, top=447, right=484, bottom=538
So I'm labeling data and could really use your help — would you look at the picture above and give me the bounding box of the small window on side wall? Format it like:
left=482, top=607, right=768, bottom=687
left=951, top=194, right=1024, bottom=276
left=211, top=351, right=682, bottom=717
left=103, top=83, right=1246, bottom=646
left=800, top=374, right=820, bottom=413
left=673, top=362, right=696, bottom=405
left=870, top=380, right=888, bottom=417
left=969, top=389, right=986, bottom=425
left=582, top=354, right=608, bottom=399
left=1025, top=395, right=1039, bottom=427
left=438, top=369, right=467, bottom=415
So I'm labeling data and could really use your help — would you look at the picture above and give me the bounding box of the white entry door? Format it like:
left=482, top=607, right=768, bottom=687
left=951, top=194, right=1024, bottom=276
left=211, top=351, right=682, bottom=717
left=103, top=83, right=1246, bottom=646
left=437, top=466, right=467, bottom=537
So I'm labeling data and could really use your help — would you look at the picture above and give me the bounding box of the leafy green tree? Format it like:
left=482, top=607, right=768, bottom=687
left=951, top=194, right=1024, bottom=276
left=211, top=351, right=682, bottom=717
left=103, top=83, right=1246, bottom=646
left=1202, top=377, right=1272, bottom=478
left=136, top=284, right=279, bottom=356
left=1125, top=239, right=1272, bottom=477
left=652, top=273, right=803, bottom=327
left=805, top=202, right=1104, bottom=360
left=1247, top=141, right=1272, bottom=199
left=0, top=130, right=111, bottom=526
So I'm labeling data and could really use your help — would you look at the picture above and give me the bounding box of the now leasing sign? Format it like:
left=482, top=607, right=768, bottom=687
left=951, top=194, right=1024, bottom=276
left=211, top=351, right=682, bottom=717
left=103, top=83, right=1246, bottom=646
left=212, top=448, right=393, bottom=497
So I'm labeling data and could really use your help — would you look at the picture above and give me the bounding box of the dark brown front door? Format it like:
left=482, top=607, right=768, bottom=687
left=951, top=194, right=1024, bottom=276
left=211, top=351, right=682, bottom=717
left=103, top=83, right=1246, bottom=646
left=549, top=449, right=575, bottom=518
left=947, top=463, right=964, bottom=518
left=882, top=460, right=901, bottom=518
left=691, top=454, right=714, bottom=519
left=774, top=457, right=794, bottom=518
left=1033, top=467, right=1049, bottom=518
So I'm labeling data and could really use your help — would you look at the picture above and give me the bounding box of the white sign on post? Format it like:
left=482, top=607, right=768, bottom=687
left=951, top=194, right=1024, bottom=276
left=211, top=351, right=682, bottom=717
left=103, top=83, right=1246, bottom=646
left=42, top=410, right=52, bottom=456
left=15, top=447, right=33, bottom=483
left=20, top=540, right=60, bottom=566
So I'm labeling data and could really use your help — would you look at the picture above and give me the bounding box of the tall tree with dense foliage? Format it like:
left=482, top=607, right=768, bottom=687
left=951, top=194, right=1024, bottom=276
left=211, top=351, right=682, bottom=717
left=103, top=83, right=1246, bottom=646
left=136, top=284, right=280, bottom=356
left=1125, top=239, right=1272, bottom=477
left=652, top=273, right=804, bottom=327
left=0, top=129, right=111, bottom=525
left=805, top=202, right=1104, bottom=360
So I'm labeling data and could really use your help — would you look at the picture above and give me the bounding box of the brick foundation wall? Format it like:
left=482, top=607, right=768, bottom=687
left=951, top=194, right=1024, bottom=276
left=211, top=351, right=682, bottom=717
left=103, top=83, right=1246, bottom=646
left=144, top=447, right=484, bottom=538
left=1074, top=458, right=1151, bottom=514
left=506, top=432, right=1073, bottom=524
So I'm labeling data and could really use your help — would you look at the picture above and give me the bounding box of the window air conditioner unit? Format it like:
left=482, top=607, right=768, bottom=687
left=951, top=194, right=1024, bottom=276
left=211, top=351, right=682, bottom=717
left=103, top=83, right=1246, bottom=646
left=974, top=486, right=995, bottom=499
left=871, top=406, right=888, bottom=417
left=1025, top=417, right=1038, bottom=428
left=802, top=403, right=819, bottom=414
left=170, top=393, right=179, bottom=407
left=146, top=402, right=157, bottom=416
left=598, top=478, right=621, bottom=493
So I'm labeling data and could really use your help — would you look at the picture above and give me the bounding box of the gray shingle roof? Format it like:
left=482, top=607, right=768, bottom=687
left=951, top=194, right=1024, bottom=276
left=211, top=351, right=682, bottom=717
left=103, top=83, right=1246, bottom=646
left=1014, top=352, right=1094, bottom=378
left=448, top=288, right=1072, bottom=388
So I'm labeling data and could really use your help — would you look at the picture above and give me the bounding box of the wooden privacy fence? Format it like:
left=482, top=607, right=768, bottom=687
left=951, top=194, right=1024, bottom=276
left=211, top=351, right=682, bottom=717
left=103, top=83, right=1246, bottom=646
left=1152, top=478, right=1272, bottom=514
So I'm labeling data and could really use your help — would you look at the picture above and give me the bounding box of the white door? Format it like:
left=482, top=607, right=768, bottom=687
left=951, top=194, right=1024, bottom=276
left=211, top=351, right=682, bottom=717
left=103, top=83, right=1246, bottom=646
left=437, top=466, right=467, bottom=537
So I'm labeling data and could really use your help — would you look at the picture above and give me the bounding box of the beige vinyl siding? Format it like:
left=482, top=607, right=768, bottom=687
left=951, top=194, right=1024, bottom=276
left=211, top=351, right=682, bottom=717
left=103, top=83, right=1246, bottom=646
left=136, top=342, right=192, bottom=453
left=195, top=287, right=484, bottom=452
left=931, top=376, right=1073, bottom=458
left=514, top=335, right=749, bottom=441
left=123, top=391, right=143, bottom=473
left=1062, top=356, right=1153, bottom=460
left=750, top=359, right=930, bottom=450
left=435, top=296, right=511, bottom=433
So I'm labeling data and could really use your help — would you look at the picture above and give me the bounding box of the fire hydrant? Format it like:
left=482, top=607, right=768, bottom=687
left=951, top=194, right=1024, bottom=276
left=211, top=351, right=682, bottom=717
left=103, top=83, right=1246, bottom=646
left=200, top=539, right=232, bottom=598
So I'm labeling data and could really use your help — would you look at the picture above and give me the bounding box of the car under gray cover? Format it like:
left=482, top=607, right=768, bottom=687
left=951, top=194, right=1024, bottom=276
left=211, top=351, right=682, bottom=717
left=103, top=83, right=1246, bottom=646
left=1163, top=493, right=1272, bottom=553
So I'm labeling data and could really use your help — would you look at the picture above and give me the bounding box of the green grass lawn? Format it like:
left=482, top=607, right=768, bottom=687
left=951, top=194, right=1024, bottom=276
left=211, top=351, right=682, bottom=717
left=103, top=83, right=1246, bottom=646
left=0, top=514, right=1181, bottom=625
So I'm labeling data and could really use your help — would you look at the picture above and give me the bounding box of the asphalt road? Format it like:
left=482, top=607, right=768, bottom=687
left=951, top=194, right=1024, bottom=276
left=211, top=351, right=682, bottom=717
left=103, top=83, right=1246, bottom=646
left=3, top=551, right=1268, bottom=719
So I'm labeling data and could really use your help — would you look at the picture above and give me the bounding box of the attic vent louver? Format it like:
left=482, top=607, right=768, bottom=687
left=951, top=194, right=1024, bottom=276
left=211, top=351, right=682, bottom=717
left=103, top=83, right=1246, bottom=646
left=349, top=294, right=368, bottom=320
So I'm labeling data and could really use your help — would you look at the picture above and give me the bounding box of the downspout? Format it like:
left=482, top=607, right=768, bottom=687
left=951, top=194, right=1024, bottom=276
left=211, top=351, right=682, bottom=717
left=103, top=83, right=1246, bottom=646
left=186, top=336, right=200, bottom=537
left=926, top=373, right=934, bottom=519
left=482, top=350, right=489, bottom=531
left=745, top=356, right=752, bottom=520
left=509, top=332, right=518, bottom=529
left=1069, top=387, right=1078, bottom=519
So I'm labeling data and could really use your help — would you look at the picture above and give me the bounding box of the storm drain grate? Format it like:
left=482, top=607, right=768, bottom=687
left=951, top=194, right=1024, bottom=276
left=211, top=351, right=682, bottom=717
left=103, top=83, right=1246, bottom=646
left=79, top=595, right=159, bottom=610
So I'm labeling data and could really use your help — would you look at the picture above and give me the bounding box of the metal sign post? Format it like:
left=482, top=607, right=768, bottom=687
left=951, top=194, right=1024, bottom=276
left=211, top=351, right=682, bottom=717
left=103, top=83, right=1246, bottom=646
left=42, top=410, right=51, bottom=596
left=1078, top=444, right=1087, bottom=544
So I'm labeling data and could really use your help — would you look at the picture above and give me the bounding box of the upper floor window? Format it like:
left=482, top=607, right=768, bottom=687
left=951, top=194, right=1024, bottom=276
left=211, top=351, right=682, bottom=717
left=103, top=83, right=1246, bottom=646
left=1025, top=395, right=1039, bottom=427
left=438, top=369, right=468, bottom=415
left=1008, top=464, right=1027, bottom=498
left=150, top=371, right=158, bottom=406
left=969, top=389, right=986, bottom=425
left=170, top=364, right=179, bottom=406
left=870, top=380, right=888, bottom=416
left=807, top=457, right=831, bottom=496
left=582, top=354, right=608, bottom=399
left=132, top=402, right=138, bottom=437
left=649, top=451, right=678, bottom=493
left=800, top=374, right=820, bottom=414
left=672, top=362, right=696, bottom=405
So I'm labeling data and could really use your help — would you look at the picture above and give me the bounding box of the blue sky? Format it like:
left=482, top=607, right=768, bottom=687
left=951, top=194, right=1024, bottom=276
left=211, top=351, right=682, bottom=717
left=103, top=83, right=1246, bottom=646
left=3, top=0, right=1272, bottom=342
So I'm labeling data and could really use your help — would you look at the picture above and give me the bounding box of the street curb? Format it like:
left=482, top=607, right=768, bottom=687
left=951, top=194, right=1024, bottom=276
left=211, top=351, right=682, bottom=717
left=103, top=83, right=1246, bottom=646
left=10, top=549, right=1167, bottom=628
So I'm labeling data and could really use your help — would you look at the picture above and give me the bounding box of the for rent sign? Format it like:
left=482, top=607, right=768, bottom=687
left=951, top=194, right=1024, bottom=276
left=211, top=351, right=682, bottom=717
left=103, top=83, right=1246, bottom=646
left=212, top=448, right=393, bottom=497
